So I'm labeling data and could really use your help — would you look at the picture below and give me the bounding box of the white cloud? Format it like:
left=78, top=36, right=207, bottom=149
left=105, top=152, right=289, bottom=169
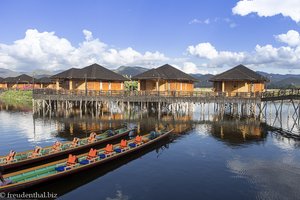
left=82, top=29, right=93, bottom=41
left=189, top=18, right=210, bottom=25
left=187, top=30, right=300, bottom=70
left=187, top=42, right=246, bottom=67
left=203, top=19, right=210, bottom=24
left=276, top=30, right=300, bottom=46
left=187, top=43, right=218, bottom=59
left=233, top=0, right=300, bottom=23
left=172, top=62, right=216, bottom=74
left=182, top=62, right=198, bottom=74
left=189, top=17, right=237, bottom=28
left=0, top=29, right=168, bottom=71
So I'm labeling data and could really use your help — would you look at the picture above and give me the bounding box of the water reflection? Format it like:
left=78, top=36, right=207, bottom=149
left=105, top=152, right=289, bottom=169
left=106, top=190, right=129, bottom=200
left=3, top=101, right=297, bottom=148
left=210, top=115, right=267, bottom=147
left=1, top=102, right=300, bottom=199
left=0, top=101, right=32, bottom=112
left=227, top=158, right=300, bottom=199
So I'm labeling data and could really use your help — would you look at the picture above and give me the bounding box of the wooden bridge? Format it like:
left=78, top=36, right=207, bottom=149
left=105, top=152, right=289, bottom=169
left=31, top=88, right=300, bottom=137
left=32, top=88, right=300, bottom=103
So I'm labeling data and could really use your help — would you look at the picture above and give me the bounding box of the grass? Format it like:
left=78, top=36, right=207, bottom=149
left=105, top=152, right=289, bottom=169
left=0, top=90, right=32, bottom=106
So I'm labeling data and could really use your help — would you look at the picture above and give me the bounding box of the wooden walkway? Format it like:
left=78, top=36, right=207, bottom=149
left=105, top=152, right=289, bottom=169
left=32, top=88, right=300, bottom=104
left=32, top=89, right=263, bottom=104
left=261, top=89, right=300, bottom=101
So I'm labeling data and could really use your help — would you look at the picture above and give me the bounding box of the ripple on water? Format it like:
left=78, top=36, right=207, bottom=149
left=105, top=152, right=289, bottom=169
left=1, top=106, right=300, bottom=199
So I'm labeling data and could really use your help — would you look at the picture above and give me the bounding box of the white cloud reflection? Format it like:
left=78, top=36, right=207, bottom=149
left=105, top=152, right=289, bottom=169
left=227, top=158, right=300, bottom=199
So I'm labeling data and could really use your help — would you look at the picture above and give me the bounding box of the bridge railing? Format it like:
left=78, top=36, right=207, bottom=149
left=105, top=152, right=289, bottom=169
left=261, top=89, right=300, bottom=98
left=32, top=89, right=264, bottom=98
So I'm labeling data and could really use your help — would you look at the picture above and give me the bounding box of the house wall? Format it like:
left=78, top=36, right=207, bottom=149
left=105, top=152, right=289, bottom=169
left=0, top=83, right=7, bottom=89
left=144, top=80, right=156, bottom=91
left=61, top=80, right=124, bottom=91
left=110, top=82, right=123, bottom=90
left=139, top=80, right=194, bottom=92
left=40, top=83, right=56, bottom=89
left=213, top=81, right=265, bottom=95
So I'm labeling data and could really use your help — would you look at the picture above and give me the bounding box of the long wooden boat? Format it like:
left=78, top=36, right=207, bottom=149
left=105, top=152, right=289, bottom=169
left=0, top=129, right=172, bottom=192
left=0, top=127, right=134, bottom=170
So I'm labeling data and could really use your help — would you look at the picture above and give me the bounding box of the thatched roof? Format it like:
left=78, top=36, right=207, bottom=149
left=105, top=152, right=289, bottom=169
left=36, top=77, right=54, bottom=84
left=132, top=64, right=198, bottom=82
left=209, top=65, right=269, bottom=82
left=3, top=74, right=35, bottom=83
left=51, top=63, right=128, bottom=81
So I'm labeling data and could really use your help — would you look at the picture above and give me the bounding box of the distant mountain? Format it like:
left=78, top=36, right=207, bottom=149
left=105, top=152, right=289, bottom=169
left=0, top=68, right=21, bottom=78
left=2, top=66, right=300, bottom=88
left=20, top=69, right=55, bottom=79
left=114, top=66, right=148, bottom=77
left=190, top=74, right=214, bottom=88
left=268, top=77, right=300, bottom=88
left=257, top=71, right=300, bottom=88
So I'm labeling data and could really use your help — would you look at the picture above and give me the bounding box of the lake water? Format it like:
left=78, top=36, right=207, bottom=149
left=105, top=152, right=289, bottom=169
left=0, top=102, right=300, bottom=200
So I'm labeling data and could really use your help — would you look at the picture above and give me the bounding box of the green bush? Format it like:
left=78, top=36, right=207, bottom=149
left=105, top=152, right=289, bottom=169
left=0, top=90, right=32, bottom=104
left=124, top=81, right=138, bottom=91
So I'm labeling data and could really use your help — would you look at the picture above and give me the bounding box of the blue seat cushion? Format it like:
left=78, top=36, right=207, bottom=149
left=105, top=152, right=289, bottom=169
left=99, top=153, right=106, bottom=159
left=80, top=160, right=89, bottom=165
left=114, top=148, right=121, bottom=153
left=129, top=143, right=136, bottom=148
left=55, top=166, right=66, bottom=172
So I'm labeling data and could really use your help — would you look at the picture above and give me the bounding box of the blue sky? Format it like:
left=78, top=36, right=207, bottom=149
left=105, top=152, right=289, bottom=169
left=0, top=0, right=300, bottom=74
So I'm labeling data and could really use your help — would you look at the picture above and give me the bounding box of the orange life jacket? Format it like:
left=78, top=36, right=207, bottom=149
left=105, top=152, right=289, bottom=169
left=71, top=138, right=79, bottom=147
left=31, top=146, right=41, bottom=157
left=120, top=139, right=127, bottom=148
left=135, top=135, right=142, bottom=144
left=6, top=150, right=16, bottom=162
left=52, top=141, right=62, bottom=151
left=105, top=144, right=113, bottom=154
left=88, top=132, right=97, bottom=143
left=87, top=148, right=97, bottom=160
left=67, top=154, right=78, bottom=166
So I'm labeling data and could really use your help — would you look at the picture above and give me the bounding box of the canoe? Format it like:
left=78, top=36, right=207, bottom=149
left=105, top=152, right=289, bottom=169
left=0, top=129, right=172, bottom=192
left=0, top=127, right=134, bottom=170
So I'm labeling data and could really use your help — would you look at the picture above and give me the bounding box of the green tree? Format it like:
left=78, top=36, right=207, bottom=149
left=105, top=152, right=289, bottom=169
left=124, top=80, right=138, bottom=91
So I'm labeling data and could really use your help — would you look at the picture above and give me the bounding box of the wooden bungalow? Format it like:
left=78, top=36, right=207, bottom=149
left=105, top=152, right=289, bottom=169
left=35, top=77, right=56, bottom=89
left=3, top=74, right=39, bottom=89
left=132, top=64, right=197, bottom=95
left=209, top=65, right=269, bottom=96
left=51, top=63, right=128, bottom=91
left=0, top=77, right=6, bottom=89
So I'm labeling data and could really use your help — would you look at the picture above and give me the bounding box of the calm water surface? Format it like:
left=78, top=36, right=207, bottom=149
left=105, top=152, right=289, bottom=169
left=0, top=103, right=300, bottom=200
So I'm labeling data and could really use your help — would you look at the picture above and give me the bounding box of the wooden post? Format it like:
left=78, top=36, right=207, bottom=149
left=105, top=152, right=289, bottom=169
left=158, top=101, right=161, bottom=119
left=222, top=81, right=225, bottom=93
left=84, top=74, right=87, bottom=96
left=138, top=81, right=140, bottom=91
left=156, top=79, right=159, bottom=95
left=69, top=80, right=73, bottom=90
left=56, top=80, right=60, bottom=91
